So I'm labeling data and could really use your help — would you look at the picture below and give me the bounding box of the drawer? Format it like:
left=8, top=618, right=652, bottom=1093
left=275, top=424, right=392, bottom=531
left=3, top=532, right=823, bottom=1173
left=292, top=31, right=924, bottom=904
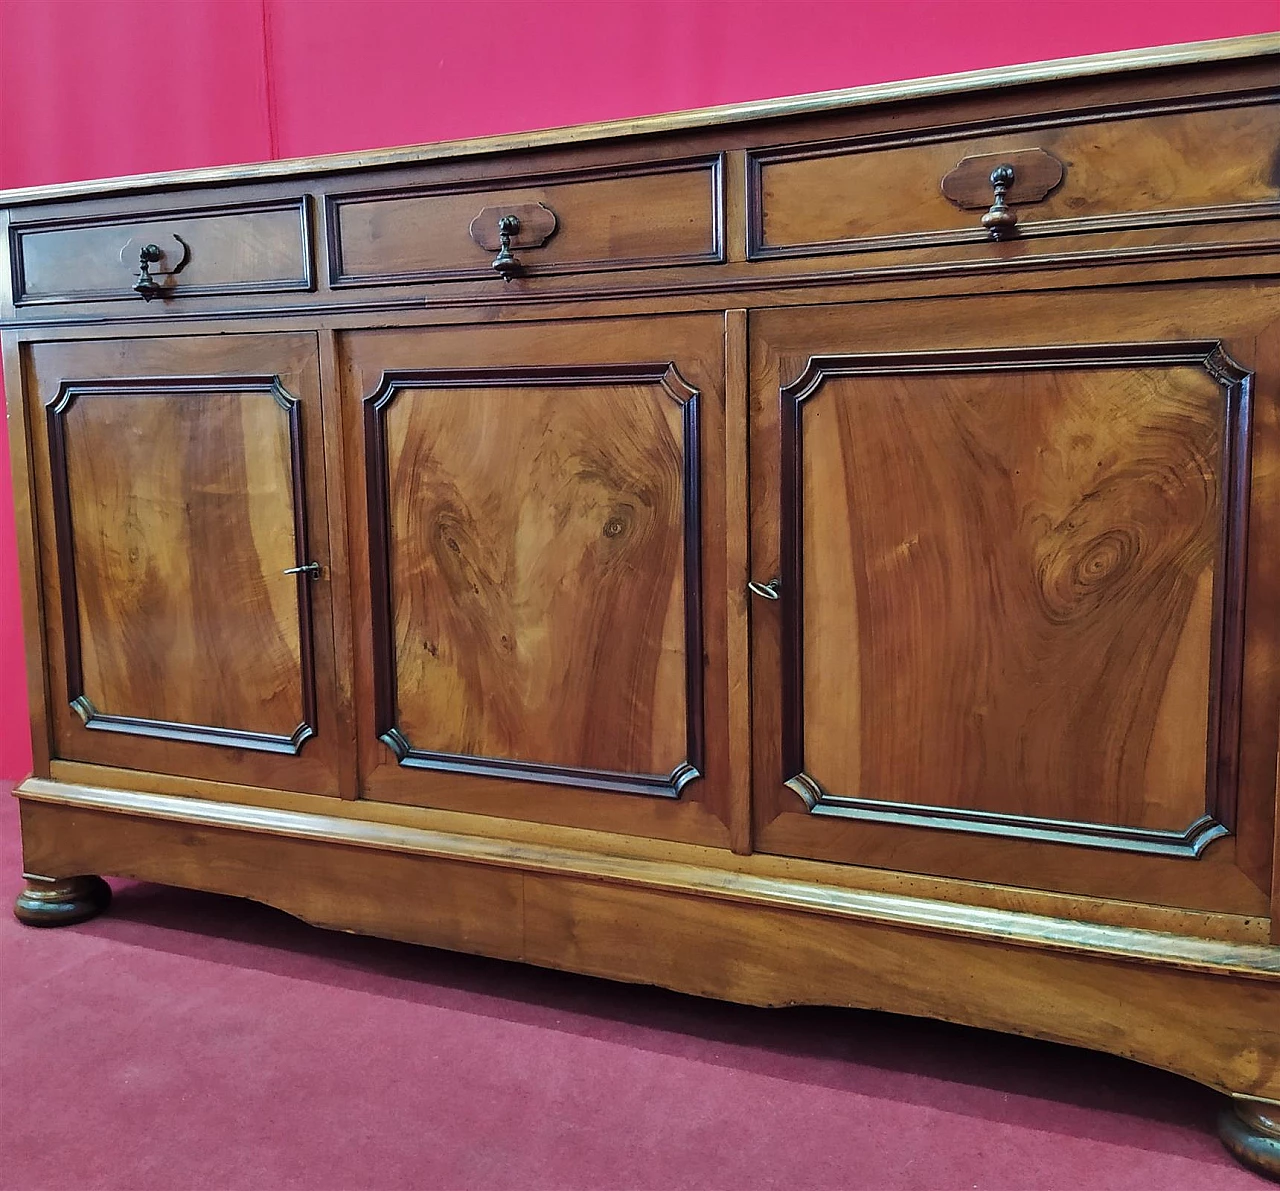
left=749, top=95, right=1280, bottom=262
left=326, top=156, right=723, bottom=286
left=11, top=197, right=313, bottom=304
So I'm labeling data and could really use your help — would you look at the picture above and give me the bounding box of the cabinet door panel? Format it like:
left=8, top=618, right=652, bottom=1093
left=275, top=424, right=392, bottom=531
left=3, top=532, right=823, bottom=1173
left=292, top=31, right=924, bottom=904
left=750, top=287, right=1280, bottom=915
left=28, top=334, right=341, bottom=794
left=343, top=316, right=732, bottom=845
left=370, top=366, right=698, bottom=793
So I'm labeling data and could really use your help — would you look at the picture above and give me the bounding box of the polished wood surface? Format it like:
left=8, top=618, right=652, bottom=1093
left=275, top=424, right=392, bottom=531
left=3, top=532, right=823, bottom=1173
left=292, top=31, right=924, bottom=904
left=940, top=148, right=1065, bottom=210
left=328, top=159, right=721, bottom=285
left=38, top=759, right=1275, bottom=943
left=62, top=381, right=307, bottom=740
left=16, top=791, right=1280, bottom=1104
left=14, top=199, right=310, bottom=303
left=3, top=39, right=1279, bottom=1173
left=749, top=284, right=1279, bottom=916
left=25, top=334, right=342, bottom=794
left=753, top=99, right=1280, bottom=258
left=797, top=353, right=1225, bottom=834
left=339, top=316, right=734, bottom=842
left=378, top=368, right=692, bottom=785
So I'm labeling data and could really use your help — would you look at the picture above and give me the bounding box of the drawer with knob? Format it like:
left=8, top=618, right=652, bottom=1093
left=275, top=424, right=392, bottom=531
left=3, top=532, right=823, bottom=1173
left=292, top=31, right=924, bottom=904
left=748, top=95, right=1280, bottom=268
left=9, top=197, right=314, bottom=305
left=324, top=156, right=724, bottom=288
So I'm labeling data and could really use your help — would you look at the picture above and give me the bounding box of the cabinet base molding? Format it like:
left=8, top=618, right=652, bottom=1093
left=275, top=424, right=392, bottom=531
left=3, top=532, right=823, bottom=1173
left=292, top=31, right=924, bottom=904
left=13, top=873, right=112, bottom=927
left=1219, top=1097, right=1280, bottom=1181
left=13, top=779, right=1280, bottom=1109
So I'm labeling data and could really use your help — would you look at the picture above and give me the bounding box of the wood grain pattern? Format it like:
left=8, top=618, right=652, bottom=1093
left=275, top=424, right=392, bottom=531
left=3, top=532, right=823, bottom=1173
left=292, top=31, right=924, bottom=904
left=723, top=309, right=752, bottom=853
left=365, top=365, right=700, bottom=794
left=467, top=203, right=558, bottom=252
left=749, top=285, right=1279, bottom=918
left=4, top=47, right=1280, bottom=1161
left=26, top=333, right=342, bottom=794
left=51, top=376, right=311, bottom=749
left=787, top=345, right=1244, bottom=852
left=328, top=158, right=722, bottom=286
left=523, top=875, right=1280, bottom=1099
left=3, top=329, right=52, bottom=775
left=340, top=316, right=732, bottom=845
left=42, top=759, right=1274, bottom=944
left=16, top=776, right=1280, bottom=977
left=12, top=198, right=311, bottom=303
left=15, top=790, right=1278, bottom=1102
left=940, top=149, right=1065, bottom=209
left=316, top=328, right=361, bottom=798
left=752, top=97, right=1280, bottom=257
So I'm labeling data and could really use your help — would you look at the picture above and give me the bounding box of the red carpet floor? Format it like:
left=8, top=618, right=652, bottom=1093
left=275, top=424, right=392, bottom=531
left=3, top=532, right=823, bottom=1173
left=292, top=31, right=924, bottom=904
left=0, top=784, right=1268, bottom=1190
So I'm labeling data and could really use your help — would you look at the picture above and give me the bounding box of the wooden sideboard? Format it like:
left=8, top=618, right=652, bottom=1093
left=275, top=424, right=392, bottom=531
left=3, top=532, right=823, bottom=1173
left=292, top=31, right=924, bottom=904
left=4, top=35, right=1279, bottom=1177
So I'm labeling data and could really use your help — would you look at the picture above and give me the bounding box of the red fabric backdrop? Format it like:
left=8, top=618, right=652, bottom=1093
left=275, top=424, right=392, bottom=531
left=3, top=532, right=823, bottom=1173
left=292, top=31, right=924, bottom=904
left=0, top=0, right=1276, bottom=780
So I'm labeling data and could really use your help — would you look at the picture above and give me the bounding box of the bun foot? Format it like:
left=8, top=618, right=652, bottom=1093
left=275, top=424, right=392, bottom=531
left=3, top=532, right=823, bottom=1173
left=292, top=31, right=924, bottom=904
left=1220, top=1097, right=1280, bottom=1181
left=14, top=875, right=112, bottom=927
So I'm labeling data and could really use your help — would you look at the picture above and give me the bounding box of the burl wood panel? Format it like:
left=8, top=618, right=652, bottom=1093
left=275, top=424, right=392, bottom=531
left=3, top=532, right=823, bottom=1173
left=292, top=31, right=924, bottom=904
left=343, top=316, right=730, bottom=842
left=329, top=158, right=722, bottom=284
left=753, top=100, right=1280, bottom=255
left=26, top=333, right=342, bottom=795
left=794, top=352, right=1232, bottom=838
left=751, top=289, right=1280, bottom=916
left=59, top=384, right=306, bottom=741
left=13, top=199, right=311, bottom=303
left=372, top=369, right=694, bottom=790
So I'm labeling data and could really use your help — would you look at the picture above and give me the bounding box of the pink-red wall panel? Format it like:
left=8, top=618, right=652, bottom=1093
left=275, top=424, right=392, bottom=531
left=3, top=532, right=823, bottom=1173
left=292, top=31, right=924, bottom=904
left=1, top=0, right=1277, bottom=779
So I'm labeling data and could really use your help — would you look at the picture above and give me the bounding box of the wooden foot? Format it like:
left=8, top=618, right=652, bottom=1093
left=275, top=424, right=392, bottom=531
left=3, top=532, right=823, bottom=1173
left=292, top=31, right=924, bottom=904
left=13, top=875, right=112, bottom=927
left=1220, top=1097, right=1280, bottom=1182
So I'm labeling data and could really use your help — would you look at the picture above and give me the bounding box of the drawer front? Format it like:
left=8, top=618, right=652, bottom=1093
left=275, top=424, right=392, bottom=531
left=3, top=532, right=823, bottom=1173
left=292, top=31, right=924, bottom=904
left=750, top=96, right=1280, bottom=262
left=327, top=157, right=723, bottom=286
left=12, top=198, right=313, bottom=304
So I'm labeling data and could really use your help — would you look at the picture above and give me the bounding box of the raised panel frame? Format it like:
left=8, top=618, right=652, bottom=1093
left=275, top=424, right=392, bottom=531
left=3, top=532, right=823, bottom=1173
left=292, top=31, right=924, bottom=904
left=45, top=374, right=321, bottom=755
left=778, top=341, right=1252, bottom=858
left=11, top=196, right=315, bottom=306
left=746, top=90, right=1280, bottom=263
left=362, top=362, right=705, bottom=797
left=325, top=156, right=725, bottom=288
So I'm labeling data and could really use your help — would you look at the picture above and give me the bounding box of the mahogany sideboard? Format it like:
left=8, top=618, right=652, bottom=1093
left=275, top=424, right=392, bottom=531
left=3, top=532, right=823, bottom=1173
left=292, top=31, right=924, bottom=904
left=4, top=35, right=1279, bottom=1176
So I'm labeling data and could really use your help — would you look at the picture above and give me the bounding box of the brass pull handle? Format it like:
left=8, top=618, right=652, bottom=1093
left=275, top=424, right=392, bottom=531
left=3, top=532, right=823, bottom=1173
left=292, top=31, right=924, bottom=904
left=132, top=244, right=164, bottom=301
left=491, top=215, right=522, bottom=281
left=981, top=165, right=1018, bottom=241
left=747, top=578, right=781, bottom=601
left=284, top=562, right=322, bottom=579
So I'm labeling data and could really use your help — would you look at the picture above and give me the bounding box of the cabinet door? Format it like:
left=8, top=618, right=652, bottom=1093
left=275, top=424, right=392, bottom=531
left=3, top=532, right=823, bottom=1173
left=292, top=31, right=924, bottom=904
left=341, top=315, right=734, bottom=846
left=749, top=286, right=1280, bottom=915
left=26, top=333, right=341, bottom=794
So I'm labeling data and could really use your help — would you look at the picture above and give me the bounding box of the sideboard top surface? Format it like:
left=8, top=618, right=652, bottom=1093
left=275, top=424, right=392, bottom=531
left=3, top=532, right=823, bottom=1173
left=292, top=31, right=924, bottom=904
left=0, top=32, right=1276, bottom=208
